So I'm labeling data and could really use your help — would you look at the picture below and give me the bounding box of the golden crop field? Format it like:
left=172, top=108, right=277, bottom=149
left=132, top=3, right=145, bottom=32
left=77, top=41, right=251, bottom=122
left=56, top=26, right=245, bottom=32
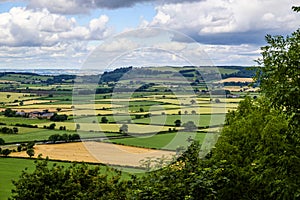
left=11, top=142, right=175, bottom=167
left=217, top=77, right=254, bottom=83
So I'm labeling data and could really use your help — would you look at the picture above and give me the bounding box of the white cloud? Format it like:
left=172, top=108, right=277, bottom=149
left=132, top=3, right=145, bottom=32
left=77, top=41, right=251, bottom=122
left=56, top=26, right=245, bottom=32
left=0, top=7, right=111, bottom=47
left=147, top=0, right=300, bottom=44
left=0, top=41, right=92, bottom=68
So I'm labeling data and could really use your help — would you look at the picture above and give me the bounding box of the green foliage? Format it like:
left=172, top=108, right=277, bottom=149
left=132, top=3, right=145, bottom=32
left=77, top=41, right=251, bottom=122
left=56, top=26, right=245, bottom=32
left=119, top=124, right=128, bottom=135
left=292, top=6, right=300, bottom=12
left=174, top=119, right=181, bottom=127
left=10, top=158, right=129, bottom=200
left=211, top=97, right=300, bottom=199
left=4, top=108, right=16, bottom=117
left=27, top=141, right=35, bottom=149
left=128, top=141, right=217, bottom=200
left=101, top=116, right=108, bottom=123
left=1, top=149, right=11, bottom=157
left=0, top=138, right=5, bottom=145
left=183, top=121, right=197, bottom=131
left=0, top=126, right=18, bottom=134
left=255, top=29, right=300, bottom=115
left=26, top=149, right=34, bottom=158
left=50, top=114, right=68, bottom=122
left=48, top=133, right=80, bottom=143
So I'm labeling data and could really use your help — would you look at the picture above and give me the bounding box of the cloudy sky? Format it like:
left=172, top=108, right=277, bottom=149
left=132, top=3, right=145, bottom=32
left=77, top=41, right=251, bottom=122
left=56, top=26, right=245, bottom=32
left=0, top=0, right=299, bottom=69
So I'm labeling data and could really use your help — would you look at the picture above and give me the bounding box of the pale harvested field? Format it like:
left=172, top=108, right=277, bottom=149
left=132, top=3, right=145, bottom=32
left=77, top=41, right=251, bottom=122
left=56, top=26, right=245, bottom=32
left=11, top=142, right=175, bottom=167
left=6, top=100, right=57, bottom=106
left=0, top=108, right=67, bottom=113
left=217, top=77, right=254, bottom=83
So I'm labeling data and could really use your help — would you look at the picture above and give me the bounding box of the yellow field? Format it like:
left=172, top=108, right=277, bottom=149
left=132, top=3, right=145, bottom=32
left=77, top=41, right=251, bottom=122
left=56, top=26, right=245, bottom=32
left=95, top=97, right=154, bottom=102
left=59, top=109, right=114, bottom=116
left=217, top=77, right=254, bottom=83
left=0, top=92, right=36, bottom=103
left=153, top=98, right=197, bottom=105
left=6, top=100, right=57, bottom=106
left=11, top=142, right=175, bottom=167
left=18, top=103, right=123, bottom=110
left=150, top=107, right=233, bottom=115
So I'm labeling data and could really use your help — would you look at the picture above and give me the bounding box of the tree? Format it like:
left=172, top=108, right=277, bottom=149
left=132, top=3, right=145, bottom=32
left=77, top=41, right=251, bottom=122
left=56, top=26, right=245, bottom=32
left=190, top=99, right=196, bottom=104
left=11, top=158, right=129, bottom=200
left=27, top=141, right=35, bottom=149
left=215, top=98, right=221, bottom=103
left=128, top=141, right=216, bottom=199
left=255, top=27, right=300, bottom=115
left=50, top=114, right=67, bottom=122
left=4, top=108, right=16, bottom=117
left=0, top=138, right=5, bottom=145
left=183, top=121, right=197, bottom=131
left=69, top=133, right=80, bottom=141
left=56, top=107, right=62, bottom=112
left=119, top=124, right=128, bottom=135
left=76, top=123, right=80, bottom=130
left=210, top=97, right=300, bottom=199
left=1, top=148, right=11, bottom=157
left=48, top=134, right=60, bottom=143
left=13, top=127, right=18, bottom=134
left=48, top=123, right=56, bottom=129
left=26, top=149, right=34, bottom=158
left=174, top=119, right=181, bottom=127
left=101, top=116, right=108, bottom=123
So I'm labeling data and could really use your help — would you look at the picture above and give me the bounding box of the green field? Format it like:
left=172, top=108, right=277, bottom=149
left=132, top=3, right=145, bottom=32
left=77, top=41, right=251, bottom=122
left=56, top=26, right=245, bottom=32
left=133, top=114, right=225, bottom=127
left=108, top=132, right=206, bottom=150
left=0, top=127, right=120, bottom=143
left=0, top=116, right=48, bottom=125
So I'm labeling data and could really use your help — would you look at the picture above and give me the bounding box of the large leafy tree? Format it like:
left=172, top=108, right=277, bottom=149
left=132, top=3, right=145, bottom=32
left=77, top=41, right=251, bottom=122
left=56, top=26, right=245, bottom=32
left=255, top=23, right=300, bottom=115
left=210, top=97, right=300, bottom=199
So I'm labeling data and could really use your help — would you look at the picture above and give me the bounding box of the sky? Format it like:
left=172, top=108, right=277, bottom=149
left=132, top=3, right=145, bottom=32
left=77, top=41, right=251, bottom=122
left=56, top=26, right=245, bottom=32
left=0, top=0, right=299, bottom=69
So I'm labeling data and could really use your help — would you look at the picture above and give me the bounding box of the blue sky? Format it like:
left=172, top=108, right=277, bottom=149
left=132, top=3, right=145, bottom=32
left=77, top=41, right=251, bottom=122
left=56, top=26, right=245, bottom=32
left=0, top=0, right=299, bottom=69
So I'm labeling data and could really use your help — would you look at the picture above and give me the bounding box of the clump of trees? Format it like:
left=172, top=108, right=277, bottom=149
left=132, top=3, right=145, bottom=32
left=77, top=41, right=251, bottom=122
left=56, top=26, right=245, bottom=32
left=119, top=124, right=128, bottom=135
left=48, top=133, right=80, bottom=143
left=3, top=108, right=16, bottom=117
left=50, top=114, right=68, bottom=122
left=0, top=127, right=18, bottom=134
left=43, top=123, right=56, bottom=130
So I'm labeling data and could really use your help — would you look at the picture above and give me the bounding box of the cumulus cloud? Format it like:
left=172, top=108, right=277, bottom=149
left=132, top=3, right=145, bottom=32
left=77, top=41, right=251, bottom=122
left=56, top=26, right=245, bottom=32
left=147, top=0, right=300, bottom=45
left=0, top=41, right=91, bottom=68
left=0, top=7, right=111, bottom=47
